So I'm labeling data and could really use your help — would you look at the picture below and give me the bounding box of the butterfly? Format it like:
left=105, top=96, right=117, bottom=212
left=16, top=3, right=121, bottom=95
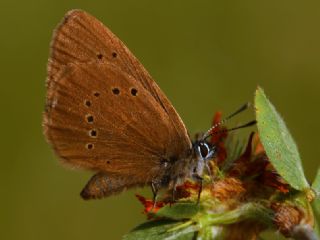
left=43, top=9, right=253, bottom=202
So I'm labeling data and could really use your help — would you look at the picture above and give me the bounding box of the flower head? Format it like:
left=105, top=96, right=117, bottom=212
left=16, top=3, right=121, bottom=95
left=132, top=112, right=314, bottom=240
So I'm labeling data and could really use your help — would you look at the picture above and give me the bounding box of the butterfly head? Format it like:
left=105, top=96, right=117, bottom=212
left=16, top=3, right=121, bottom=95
left=190, top=139, right=216, bottom=178
left=193, top=140, right=216, bottom=162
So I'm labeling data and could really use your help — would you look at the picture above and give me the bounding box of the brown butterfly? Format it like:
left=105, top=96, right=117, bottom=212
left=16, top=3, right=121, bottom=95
left=43, top=9, right=253, bottom=201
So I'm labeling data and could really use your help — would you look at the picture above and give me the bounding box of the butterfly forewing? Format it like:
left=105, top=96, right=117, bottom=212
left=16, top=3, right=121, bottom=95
left=47, top=10, right=190, bottom=150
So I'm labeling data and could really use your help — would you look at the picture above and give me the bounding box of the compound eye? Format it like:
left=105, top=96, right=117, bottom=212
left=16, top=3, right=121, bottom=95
left=198, top=142, right=210, bottom=159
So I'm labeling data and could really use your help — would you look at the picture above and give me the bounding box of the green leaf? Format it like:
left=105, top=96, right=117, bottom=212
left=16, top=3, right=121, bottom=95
left=312, top=168, right=320, bottom=197
left=313, top=202, right=320, bottom=237
left=254, top=87, right=309, bottom=190
left=311, top=168, right=320, bottom=238
left=312, top=195, right=320, bottom=236
left=123, top=220, right=197, bottom=240
left=311, top=168, right=320, bottom=236
left=154, top=202, right=201, bottom=220
left=314, top=219, right=320, bottom=239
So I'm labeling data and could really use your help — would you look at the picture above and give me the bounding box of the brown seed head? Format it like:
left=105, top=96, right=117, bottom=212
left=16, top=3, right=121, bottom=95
left=271, top=202, right=303, bottom=237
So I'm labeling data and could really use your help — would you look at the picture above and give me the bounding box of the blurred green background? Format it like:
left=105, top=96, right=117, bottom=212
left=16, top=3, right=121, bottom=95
left=1, top=0, right=319, bottom=239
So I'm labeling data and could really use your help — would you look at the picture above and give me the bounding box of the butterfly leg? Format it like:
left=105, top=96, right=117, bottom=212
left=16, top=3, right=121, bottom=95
left=171, top=187, right=175, bottom=203
left=151, top=181, right=158, bottom=211
left=193, top=174, right=203, bottom=204
left=170, top=181, right=177, bottom=206
left=205, top=162, right=214, bottom=184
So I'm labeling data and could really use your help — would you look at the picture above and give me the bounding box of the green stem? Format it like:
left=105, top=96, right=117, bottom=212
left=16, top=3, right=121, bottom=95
left=197, top=202, right=273, bottom=228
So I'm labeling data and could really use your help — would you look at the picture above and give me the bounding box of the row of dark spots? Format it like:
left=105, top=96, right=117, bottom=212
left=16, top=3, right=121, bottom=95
left=112, top=87, right=138, bottom=96
left=84, top=87, right=137, bottom=152
left=85, top=130, right=96, bottom=150
left=85, top=129, right=97, bottom=150
left=96, top=52, right=117, bottom=60
left=84, top=91, right=99, bottom=107
left=84, top=93, right=99, bottom=124
left=86, top=88, right=137, bottom=98
left=84, top=91, right=100, bottom=150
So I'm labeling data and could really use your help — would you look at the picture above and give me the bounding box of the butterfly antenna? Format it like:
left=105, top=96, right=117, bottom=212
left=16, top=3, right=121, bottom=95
left=202, top=102, right=251, bottom=140
left=207, top=120, right=257, bottom=138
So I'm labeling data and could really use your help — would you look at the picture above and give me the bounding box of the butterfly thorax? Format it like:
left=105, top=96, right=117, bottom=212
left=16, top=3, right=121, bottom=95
left=153, top=139, right=215, bottom=191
